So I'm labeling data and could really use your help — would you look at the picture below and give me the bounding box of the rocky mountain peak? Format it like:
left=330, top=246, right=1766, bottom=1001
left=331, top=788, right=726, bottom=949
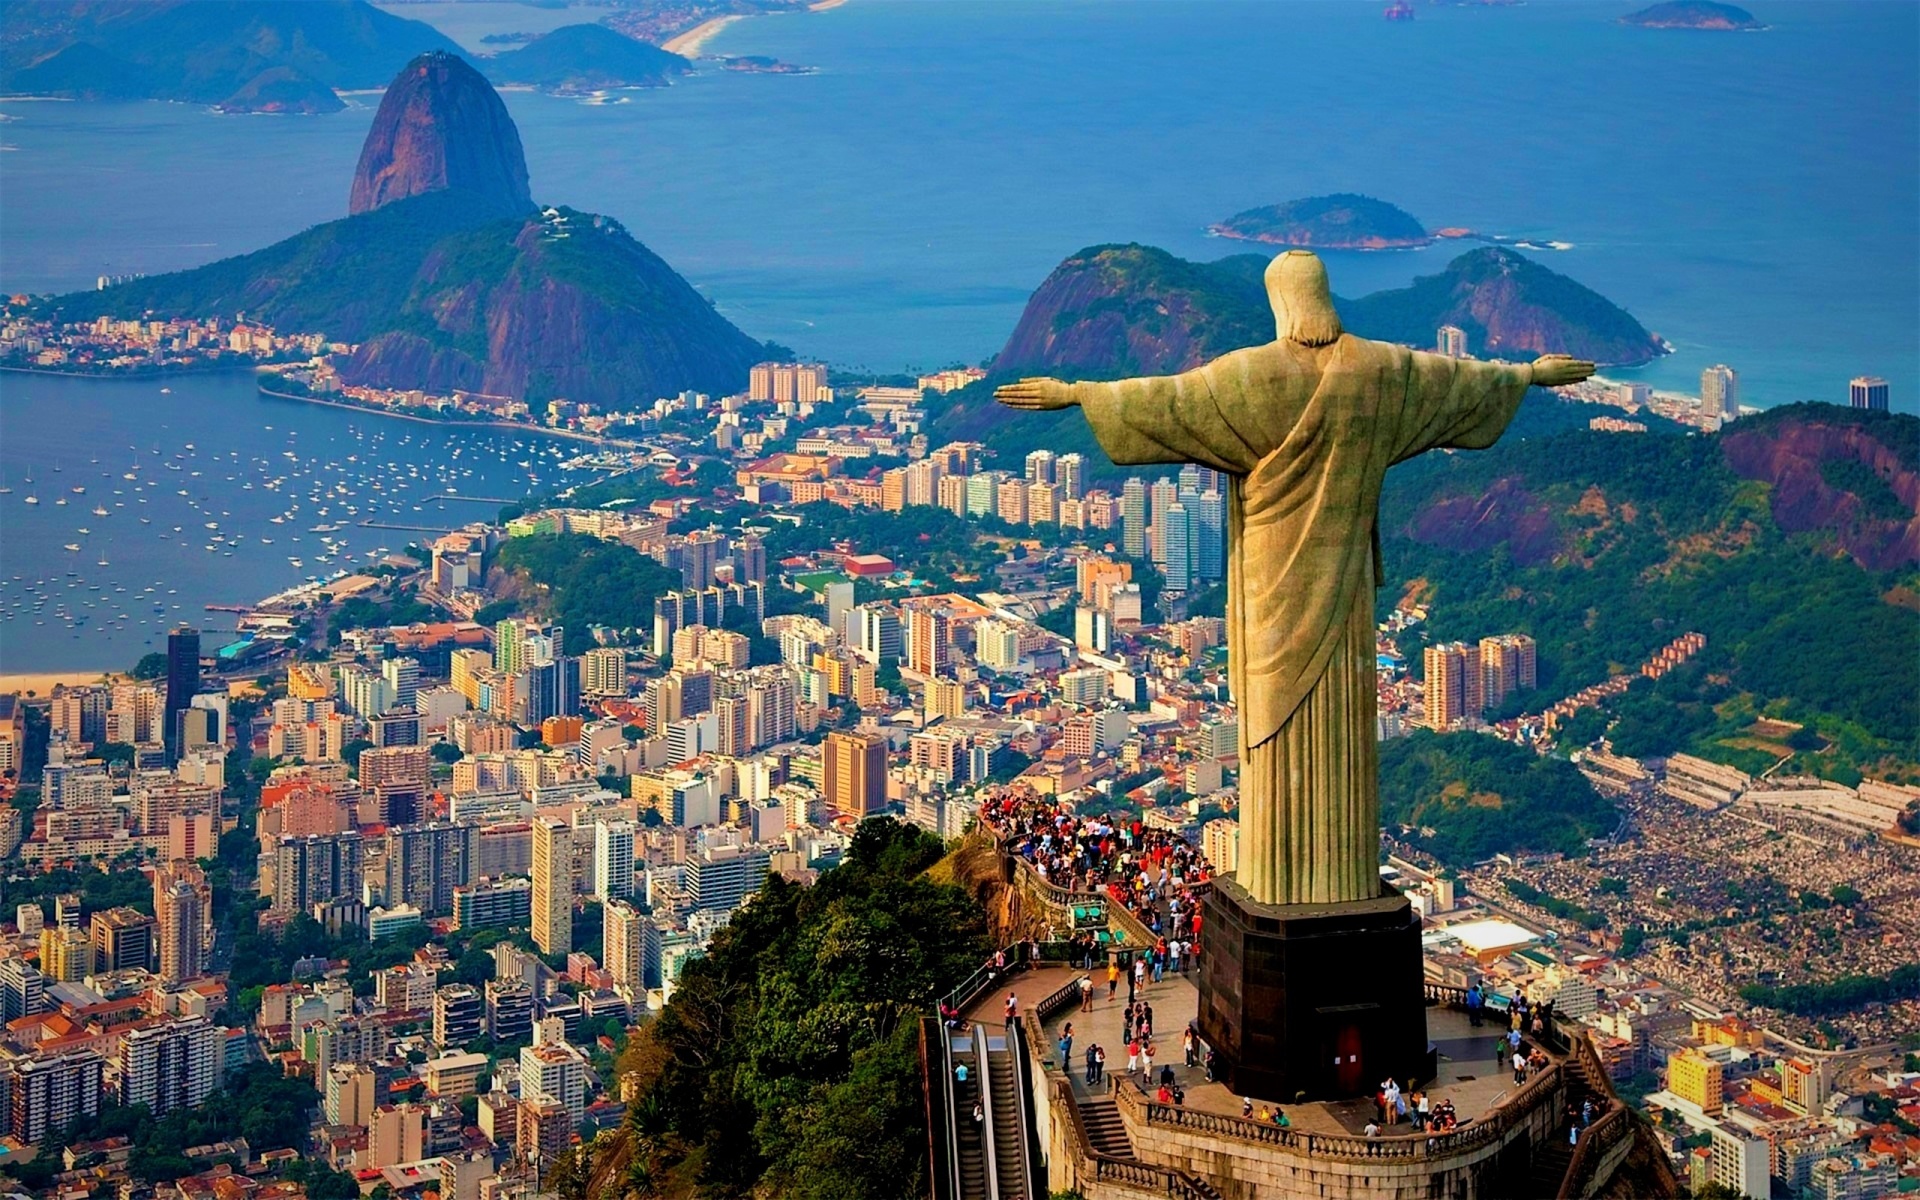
left=349, top=51, right=533, bottom=219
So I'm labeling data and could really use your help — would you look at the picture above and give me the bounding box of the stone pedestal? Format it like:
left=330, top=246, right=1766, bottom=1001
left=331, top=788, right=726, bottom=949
left=1196, top=875, right=1433, bottom=1102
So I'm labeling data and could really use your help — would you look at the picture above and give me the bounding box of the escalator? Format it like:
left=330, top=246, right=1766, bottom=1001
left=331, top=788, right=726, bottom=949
left=950, top=1034, right=990, bottom=1200
left=986, top=1040, right=1031, bottom=1199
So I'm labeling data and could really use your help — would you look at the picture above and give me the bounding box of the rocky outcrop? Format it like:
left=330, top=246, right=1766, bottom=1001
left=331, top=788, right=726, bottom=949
left=1406, top=476, right=1563, bottom=567
left=1721, top=415, right=1920, bottom=571
left=993, top=244, right=1271, bottom=378
left=350, top=51, right=533, bottom=219
left=335, top=209, right=764, bottom=407
left=1340, top=247, right=1668, bottom=366
left=54, top=51, right=762, bottom=405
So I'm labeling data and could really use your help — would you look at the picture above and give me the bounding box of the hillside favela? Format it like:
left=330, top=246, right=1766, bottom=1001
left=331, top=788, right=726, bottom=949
left=0, top=2, right=1915, bottom=1199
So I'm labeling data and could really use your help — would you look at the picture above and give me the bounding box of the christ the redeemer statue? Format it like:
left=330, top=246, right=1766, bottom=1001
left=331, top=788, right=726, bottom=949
left=998, top=250, right=1592, bottom=908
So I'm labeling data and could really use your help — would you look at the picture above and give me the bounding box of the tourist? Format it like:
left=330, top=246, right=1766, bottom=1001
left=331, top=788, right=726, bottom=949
left=1079, top=974, right=1095, bottom=1011
left=1512, top=1049, right=1527, bottom=1085
left=1465, top=982, right=1484, bottom=1027
left=1141, top=1041, right=1155, bottom=1085
left=1204, top=1048, right=1217, bottom=1083
left=1182, top=1026, right=1197, bottom=1068
left=1242, top=1097, right=1254, bottom=1120
left=1094, top=1044, right=1106, bottom=1084
left=1273, top=1108, right=1290, bottom=1128
left=1107, top=958, right=1119, bottom=1000
left=1084, top=1044, right=1098, bottom=1085
left=1381, top=1077, right=1402, bottom=1126
left=1058, top=1029, right=1073, bottom=1067
left=956, top=1062, right=969, bottom=1085
left=1364, top=1119, right=1381, bottom=1139
left=1005, top=991, right=1018, bottom=1023
left=1159, top=1063, right=1176, bottom=1090
left=1126, top=1037, right=1141, bottom=1076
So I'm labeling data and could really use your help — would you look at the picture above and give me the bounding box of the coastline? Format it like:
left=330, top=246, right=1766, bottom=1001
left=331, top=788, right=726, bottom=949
left=0, top=362, right=264, bottom=382
left=663, top=15, right=745, bottom=56
left=256, top=384, right=639, bottom=449
left=0, top=670, right=121, bottom=697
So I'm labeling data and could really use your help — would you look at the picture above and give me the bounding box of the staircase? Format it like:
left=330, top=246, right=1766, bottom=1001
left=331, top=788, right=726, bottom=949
left=1080, top=1098, right=1135, bottom=1158
left=986, top=1046, right=1032, bottom=1199
left=952, top=1044, right=989, bottom=1200
left=1534, top=1050, right=1610, bottom=1199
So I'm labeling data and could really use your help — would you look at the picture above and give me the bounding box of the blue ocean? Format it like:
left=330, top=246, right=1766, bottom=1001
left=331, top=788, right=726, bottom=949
left=1, top=0, right=1915, bottom=671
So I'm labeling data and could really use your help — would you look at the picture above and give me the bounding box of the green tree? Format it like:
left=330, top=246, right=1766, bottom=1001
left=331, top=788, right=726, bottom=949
left=131, top=652, right=168, bottom=680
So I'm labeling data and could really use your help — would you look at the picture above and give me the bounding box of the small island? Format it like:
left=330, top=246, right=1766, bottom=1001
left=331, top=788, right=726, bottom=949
left=1209, top=193, right=1432, bottom=251
left=718, top=55, right=816, bottom=75
left=1620, top=2, right=1766, bottom=31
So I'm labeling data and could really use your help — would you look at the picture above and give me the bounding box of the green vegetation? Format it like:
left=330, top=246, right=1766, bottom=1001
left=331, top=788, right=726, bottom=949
left=1738, top=963, right=1920, bottom=1017
left=1380, top=406, right=1920, bottom=780
left=559, top=820, right=988, bottom=1200
left=494, top=532, right=682, bottom=654
left=330, top=587, right=438, bottom=634
left=131, top=652, right=168, bottom=680
left=4, top=862, right=154, bottom=916
left=1820, top=457, right=1910, bottom=522
left=1503, top=879, right=1606, bottom=930
left=1378, top=731, right=1616, bottom=865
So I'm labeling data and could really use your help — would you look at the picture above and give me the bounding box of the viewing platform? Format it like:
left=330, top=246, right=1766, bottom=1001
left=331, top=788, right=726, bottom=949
left=925, top=841, right=1681, bottom=1200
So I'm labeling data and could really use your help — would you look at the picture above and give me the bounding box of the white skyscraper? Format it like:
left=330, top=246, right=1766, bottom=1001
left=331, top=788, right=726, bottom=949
left=1701, top=364, right=1739, bottom=422
left=1162, top=500, right=1193, bottom=592
left=593, top=820, right=636, bottom=902
left=1120, top=477, right=1147, bottom=558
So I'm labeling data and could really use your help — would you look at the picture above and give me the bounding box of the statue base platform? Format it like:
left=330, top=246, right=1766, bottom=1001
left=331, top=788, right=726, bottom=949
left=1196, top=875, right=1434, bottom=1103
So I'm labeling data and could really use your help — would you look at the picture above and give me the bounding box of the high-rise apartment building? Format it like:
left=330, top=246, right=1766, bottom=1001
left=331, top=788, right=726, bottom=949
left=434, top=984, right=484, bottom=1049
left=6, top=1049, right=103, bottom=1145
left=381, top=656, right=421, bottom=711
left=519, top=1042, right=589, bottom=1124
left=119, top=1015, right=222, bottom=1117
left=582, top=647, right=628, bottom=696
left=1436, top=325, right=1469, bottom=358
left=1057, top=453, right=1086, bottom=500
left=1024, top=448, right=1056, bottom=484
left=1148, top=477, right=1179, bottom=567
left=593, top=820, right=636, bottom=902
left=383, top=822, right=475, bottom=917
left=1849, top=375, right=1889, bottom=411
left=686, top=845, right=773, bottom=912
left=906, top=607, right=951, bottom=677
left=272, top=832, right=365, bottom=914
left=39, top=926, right=90, bottom=983
left=154, top=860, right=209, bottom=983
left=1195, top=489, right=1225, bottom=583
left=531, top=819, right=572, bottom=957
left=1161, top=500, right=1193, bottom=591
left=1701, top=365, right=1739, bottom=422
left=604, top=899, right=644, bottom=996
left=824, top=730, right=888, bottom=818
left=0, top=957, right=45, bottom=1022
left=1423, top=642, right=1474, bottom=730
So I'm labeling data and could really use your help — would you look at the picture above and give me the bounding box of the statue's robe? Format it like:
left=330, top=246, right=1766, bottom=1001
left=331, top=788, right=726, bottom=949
left=1076, top=334, right=1530, bottom=905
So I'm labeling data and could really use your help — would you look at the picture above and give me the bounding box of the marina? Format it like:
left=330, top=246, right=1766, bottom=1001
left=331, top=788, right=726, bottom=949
left=0, top=372, right=617, bottom=672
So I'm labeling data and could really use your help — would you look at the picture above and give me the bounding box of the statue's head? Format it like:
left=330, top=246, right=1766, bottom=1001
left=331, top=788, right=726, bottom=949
left=1265, top=250, right=1342, bottom=347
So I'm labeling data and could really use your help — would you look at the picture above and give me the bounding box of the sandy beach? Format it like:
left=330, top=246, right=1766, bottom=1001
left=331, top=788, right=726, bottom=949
left=663, top=15, right=745, bottom=57
left=0, top=671, right=122, bottom=697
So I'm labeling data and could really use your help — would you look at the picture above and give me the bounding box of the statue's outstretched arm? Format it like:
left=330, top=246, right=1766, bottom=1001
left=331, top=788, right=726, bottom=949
left=1393, top=351, right=1592, bottom=462
left=995, top=349, right=1279, bottom=473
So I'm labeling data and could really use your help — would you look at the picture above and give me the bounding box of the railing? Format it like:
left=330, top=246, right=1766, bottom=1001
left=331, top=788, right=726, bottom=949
left=1556, top=1104, right=1630, bottom=1200
left=1004, top=1019, right=1048, bottom=1200
left=974, top=1023, right=1005, bottom=1200
left=923, top=1017, right=962, bottom=1200
left=939, top=940, right=1073, bottom=1018
left=1115, top=1061, right=1564, bottom=1164
left=1051, top=1077, right=1224, bottom=1200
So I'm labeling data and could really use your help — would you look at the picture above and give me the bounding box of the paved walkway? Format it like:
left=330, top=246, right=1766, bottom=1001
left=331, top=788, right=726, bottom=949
left=966, top=965, right=1552, bottom=1137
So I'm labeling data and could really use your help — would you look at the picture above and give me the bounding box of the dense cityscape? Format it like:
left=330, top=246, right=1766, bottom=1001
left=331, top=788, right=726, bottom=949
left=0, top=335, right=1913, bottom=1200
left=1, top=1, right=1916, bottom=1198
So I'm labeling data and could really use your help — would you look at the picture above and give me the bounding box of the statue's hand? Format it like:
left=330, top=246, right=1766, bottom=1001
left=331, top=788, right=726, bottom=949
left=1529, top=354, right=1596, bottom=387
left=994, top=378, right=1080, bottom=411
